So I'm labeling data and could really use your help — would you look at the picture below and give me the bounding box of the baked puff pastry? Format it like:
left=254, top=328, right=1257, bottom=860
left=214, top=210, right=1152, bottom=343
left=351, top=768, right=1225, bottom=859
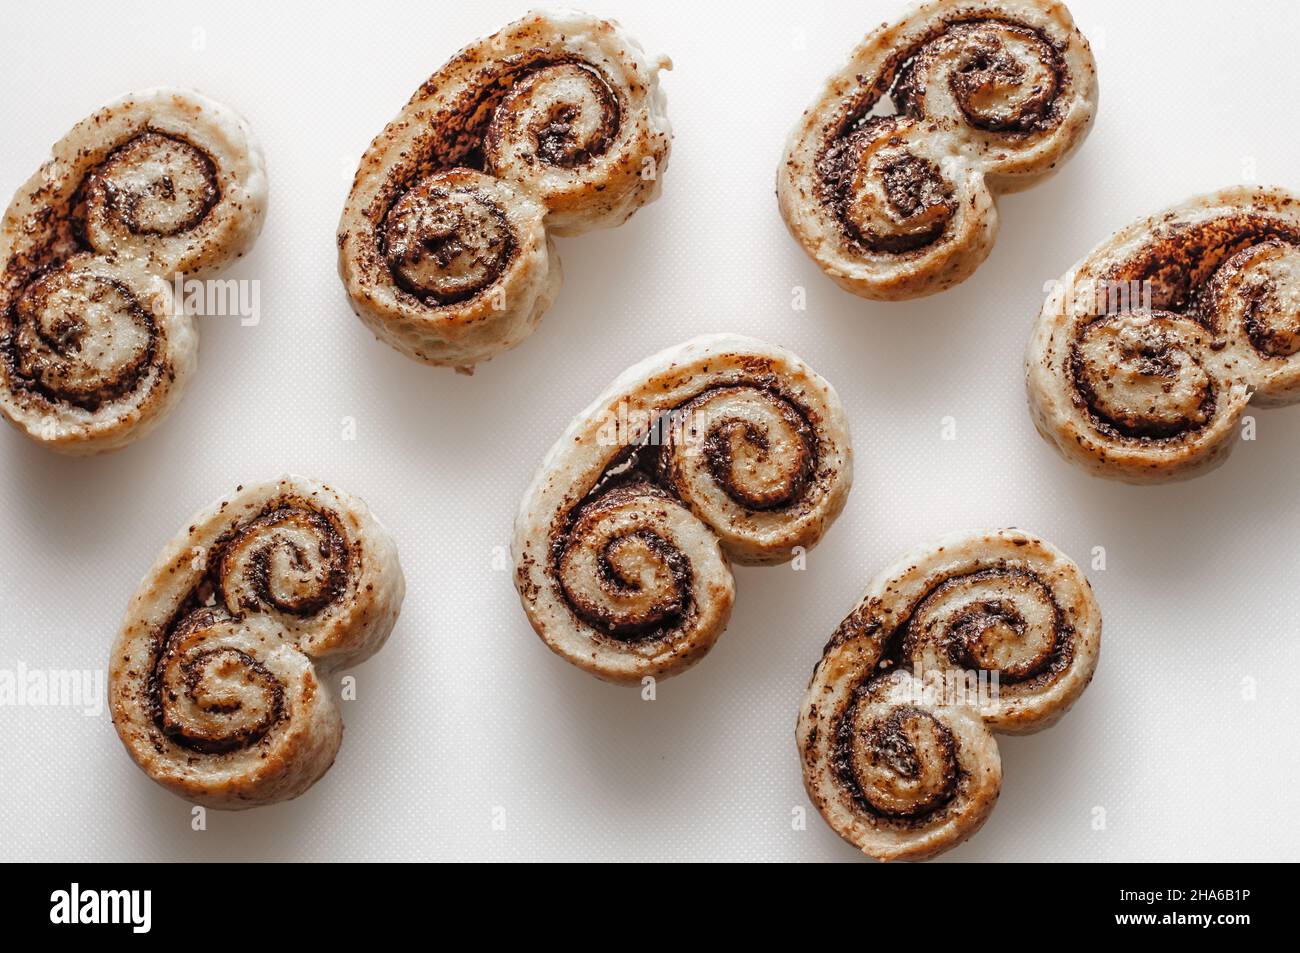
left=1027, top=187, right=1300, bottom=483
left=778, top=0, right=1096, bottom=300
left=0, top=89, right=267, bottom=454
left=799, top=530, right=1100, bottom=861
left=338, top=10, right=672, bottom=372
left=513, top=334, right=852, bottom=683
left=110, top=477, right=404, bottom=809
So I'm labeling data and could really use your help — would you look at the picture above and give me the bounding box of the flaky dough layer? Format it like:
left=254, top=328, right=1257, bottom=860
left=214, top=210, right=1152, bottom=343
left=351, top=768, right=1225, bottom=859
left=110, top=476, right=404, bottom=809
left=0, top=88, right=266, bottom=454
left=799, top=529, right=1100, bottom=860
left=513, top=334, right=852, bottom=682
left=338, top=9, right=671, bottom=371
left=778, top=0, right=1096, bottom=300
left=1027, top=186, right=1300, bottom=482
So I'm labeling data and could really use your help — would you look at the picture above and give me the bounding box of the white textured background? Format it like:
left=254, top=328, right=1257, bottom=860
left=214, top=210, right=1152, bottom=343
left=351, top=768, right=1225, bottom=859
left=1, top=0, right=1298, bottom=862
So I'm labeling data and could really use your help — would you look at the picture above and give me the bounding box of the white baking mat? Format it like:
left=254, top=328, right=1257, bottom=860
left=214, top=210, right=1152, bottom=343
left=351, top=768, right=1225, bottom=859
left=1, top=0, right=1296, bottom=861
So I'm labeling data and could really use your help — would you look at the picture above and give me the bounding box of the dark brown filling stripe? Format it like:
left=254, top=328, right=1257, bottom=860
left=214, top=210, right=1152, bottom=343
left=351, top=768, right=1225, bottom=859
left=147, top=500, right=349, bottom=754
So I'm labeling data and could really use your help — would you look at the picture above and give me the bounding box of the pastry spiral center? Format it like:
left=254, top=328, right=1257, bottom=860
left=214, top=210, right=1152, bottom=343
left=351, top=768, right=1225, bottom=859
left=557, top=484, right=693, bottom=640
left=944, top=23, right=1060, bottom=132
left=7, top=263, right=154, bottom=409
left=1072, top=313, right=1213, bottom=438
left=381, top=173, right=515, bottom=304
left=820, top=121, right=955, bottom=254
left=662, top=386, right=816, bottom=511
left=842, top=703, right=958, bottom=820
left=1221, top=241, right=1300, bottom=357
left=219, top=506, right=348, bottom=616
left=906, top=569, right=1061, bottom=682
left=85, top=131, right=220, bottom=239
left=154, top=611, right=285, bottom=754
left=485, top=62, right=620, bottom=170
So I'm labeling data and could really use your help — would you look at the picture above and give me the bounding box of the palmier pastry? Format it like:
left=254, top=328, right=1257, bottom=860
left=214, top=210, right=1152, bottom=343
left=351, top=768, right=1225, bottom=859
left=0, top=89, right=267, bottom=453
left=513, top=334, right=852, bottom=682
left=109, top=477, right=404, bottom=809
left=1027, top=186, right=1300, bottom=482
left=338, top=10, right=672, bottom=372
left=799, top=529, right=1101, bottom=860
left=778, top=0, right=1096, bottom=300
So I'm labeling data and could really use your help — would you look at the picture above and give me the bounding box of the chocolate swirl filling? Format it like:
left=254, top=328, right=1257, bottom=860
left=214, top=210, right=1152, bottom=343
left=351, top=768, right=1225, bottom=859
left=374, top=55, right=623, bottom=304
left=403, top=53, right=623, bottom=176
left=833, top=693, right=960, bottom=825
left=555, top=482, right=694, bottom=641
left=1, top=129, right=225, bottom=414
left=551, top=382, right=820, bottom=640
left=1068, top=312, right=1217, bottom=442
left=898, top=567, right=1073, bottom=689
left=77, top=131, right=221, bottom=241
left=1, top=263, right=156, bottom=411
left=1065, top=214, right=1300, bottom=441
left=661, top=385, right=818, bottom=511
left=895, top=21, right=1064, bottom=134
left=218, top=504, right=349, bottom=616
left=831, top=565, right=1074, bottom=687
left=484, top=61, right=620, bottom=170
left=148, top=500, right=349, bottom=754
left=152, top=608, right=286, bottom=754
left=1204, top=238, right=1300, bottom=359
left=814, top=17, right=1066, bottom=253
left=380, top=174, right=517, bottom=304
left=827, top=564, right=1073, bottom=822
left=1108, top=214, right=1300, bottom=314
left=818, top=121, right=956, bottom=254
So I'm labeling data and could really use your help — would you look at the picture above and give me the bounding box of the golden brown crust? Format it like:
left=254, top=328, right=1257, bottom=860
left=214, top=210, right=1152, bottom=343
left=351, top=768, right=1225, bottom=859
left=778, top=0, right=1096, bottom=300
left=109, top=476, right=404, bottom=809
left=337, top=10, right=671, bottom=371
left=512, top=334, right=852, bottom=682
left=0, top=88, right=266, bottom=454
left=799, top=529, right=1100, bottom=860
left=1026, top=186, right=1300, bottom=482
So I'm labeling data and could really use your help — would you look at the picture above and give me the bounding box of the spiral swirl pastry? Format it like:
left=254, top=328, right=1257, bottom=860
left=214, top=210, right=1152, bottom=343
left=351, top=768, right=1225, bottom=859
left=1027, top=187, right=1300, bottom=483
left=0, top=89, right=267, bottom=454
left=338, top=10, right=672, bottom=372
left=799, top=530, right=1100, bottom=860
left=109, top=477, right=404, bottom=809
left=778, top=0, right=1096, bottom=300
left=514, top=334, right=852, bottom=682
